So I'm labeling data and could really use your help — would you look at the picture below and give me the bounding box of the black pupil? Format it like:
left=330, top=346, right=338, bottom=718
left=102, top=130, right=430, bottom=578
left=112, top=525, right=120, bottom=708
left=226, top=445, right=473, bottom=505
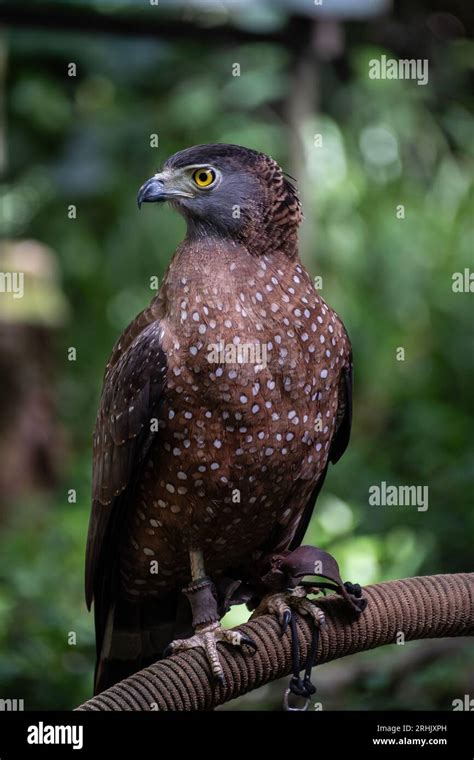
left=199, top=171, right=209, bottom=182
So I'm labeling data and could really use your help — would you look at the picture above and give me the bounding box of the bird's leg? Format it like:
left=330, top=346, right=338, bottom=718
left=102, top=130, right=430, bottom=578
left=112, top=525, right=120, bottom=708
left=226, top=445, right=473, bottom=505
left=164, top=548, right=256, bottom=683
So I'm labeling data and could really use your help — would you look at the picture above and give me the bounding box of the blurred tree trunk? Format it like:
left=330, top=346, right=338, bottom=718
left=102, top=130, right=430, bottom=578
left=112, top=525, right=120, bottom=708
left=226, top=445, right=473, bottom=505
left=0, top=241, right=68, bottom=518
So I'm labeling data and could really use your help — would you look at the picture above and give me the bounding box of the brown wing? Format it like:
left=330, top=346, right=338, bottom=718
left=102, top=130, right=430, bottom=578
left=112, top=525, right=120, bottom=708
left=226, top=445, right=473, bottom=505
left=288, top=358, right=353, bottom=551
left=258, top=347, right=353, bottom=559
left=85, top=315, right=167, bottom=610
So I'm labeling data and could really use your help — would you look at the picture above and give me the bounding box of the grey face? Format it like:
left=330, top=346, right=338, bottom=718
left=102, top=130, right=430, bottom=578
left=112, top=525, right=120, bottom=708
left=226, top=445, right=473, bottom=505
left=137, top=154, right=262, bottom=235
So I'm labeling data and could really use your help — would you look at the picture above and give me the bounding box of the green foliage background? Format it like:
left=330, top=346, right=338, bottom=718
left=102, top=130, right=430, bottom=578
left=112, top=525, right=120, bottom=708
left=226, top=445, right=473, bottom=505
left=0, top=1, right=472, bottom=709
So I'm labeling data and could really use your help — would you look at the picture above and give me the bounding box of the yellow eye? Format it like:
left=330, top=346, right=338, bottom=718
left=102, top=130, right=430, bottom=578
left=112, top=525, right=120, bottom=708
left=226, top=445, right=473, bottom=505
left=192, top=168, right=216, bottom=188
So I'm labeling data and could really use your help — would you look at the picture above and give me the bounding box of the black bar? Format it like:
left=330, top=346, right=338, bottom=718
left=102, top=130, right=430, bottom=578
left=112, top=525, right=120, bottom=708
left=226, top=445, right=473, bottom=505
left=0, top=711, right=473, bottom=757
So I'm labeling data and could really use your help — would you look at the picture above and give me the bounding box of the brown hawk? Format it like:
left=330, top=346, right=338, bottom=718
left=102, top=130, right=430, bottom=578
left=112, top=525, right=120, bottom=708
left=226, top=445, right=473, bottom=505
left=85, top=144, right=360, bottom=696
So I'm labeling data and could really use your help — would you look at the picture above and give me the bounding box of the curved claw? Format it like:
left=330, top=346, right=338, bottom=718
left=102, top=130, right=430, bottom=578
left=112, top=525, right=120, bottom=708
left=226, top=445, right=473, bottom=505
left=239, top=633, right=258, bottom=651
left=282, top=609, right=292, bottom=635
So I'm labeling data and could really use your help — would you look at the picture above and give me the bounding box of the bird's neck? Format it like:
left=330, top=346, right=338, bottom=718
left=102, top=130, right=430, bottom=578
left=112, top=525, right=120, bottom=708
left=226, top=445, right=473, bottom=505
left=157, top=236, right=305, bottom=330
left=184, top=217, right=299, bottom=260
left=161, top=236, right=251, bottom=301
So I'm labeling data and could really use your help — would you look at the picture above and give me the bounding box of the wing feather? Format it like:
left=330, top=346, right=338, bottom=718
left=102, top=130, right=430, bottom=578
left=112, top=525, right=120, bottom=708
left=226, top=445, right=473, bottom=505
left=260, top=345, right=353, bottom=557
left=288, top=359, right=353, bottom=551
left=85, top=317, right=167, bottom=610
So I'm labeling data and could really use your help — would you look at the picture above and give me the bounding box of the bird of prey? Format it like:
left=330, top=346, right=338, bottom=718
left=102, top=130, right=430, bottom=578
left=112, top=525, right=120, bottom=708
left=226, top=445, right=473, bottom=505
left=86, top=143, right=360, bottom=696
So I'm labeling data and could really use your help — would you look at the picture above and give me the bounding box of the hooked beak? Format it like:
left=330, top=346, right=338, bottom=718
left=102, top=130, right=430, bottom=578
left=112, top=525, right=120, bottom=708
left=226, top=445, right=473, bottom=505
left=137, top=175, right=167, bottom=208
left=137, top=170, right=194, bottom=209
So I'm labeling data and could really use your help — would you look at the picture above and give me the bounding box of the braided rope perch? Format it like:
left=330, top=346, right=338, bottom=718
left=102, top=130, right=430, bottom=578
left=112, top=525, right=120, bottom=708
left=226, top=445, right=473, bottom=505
left=77, top=573, right=474, bottom=711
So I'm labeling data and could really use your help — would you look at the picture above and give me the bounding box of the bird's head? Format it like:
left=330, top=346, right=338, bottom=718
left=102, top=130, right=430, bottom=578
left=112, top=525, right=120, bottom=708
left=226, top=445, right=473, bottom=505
left=137, top=144, right=302, bottom=256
